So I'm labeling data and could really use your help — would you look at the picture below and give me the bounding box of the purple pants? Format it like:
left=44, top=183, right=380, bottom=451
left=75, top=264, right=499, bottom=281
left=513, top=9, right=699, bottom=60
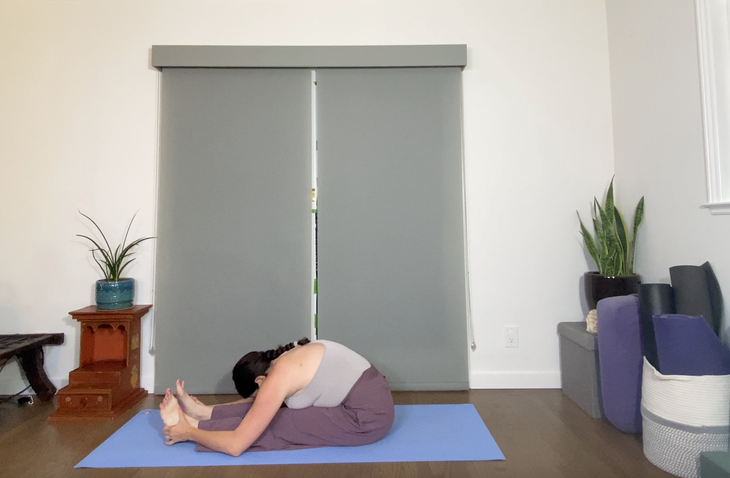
left=196, top=365, right=395, bottom=452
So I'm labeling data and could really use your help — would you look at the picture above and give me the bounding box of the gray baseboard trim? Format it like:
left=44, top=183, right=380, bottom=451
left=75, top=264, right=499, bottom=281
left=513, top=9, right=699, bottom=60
left=387, top=382, right=469, bottom=392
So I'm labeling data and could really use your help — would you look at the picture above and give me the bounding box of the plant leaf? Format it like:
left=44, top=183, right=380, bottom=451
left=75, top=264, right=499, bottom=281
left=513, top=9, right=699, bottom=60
left=613, top=207, right=629, bottom=275
left=117, top=257, right=136, bottom=278
left=79, top=211, right=113, bottom=258
left=120, top=211, right=140, bottom=256
left=627, top=196, right=645, bottom=274
left=604, top=177, right=616, bottom=227
left=593, top=199, right=606, bottom=256
left=578, top=212, right=603, bottom=274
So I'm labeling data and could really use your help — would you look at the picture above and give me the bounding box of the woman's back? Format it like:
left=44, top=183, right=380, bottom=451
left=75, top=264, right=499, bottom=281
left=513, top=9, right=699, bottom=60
left=268, top=341, right=325, bottom=400
left=284, top=340, right=371, bottom=409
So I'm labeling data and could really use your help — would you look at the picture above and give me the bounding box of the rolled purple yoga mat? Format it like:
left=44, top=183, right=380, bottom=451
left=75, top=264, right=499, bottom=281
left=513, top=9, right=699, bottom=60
left=638, top=284, right=675, bottom=371
left=669, top=263, right=721, bottom=336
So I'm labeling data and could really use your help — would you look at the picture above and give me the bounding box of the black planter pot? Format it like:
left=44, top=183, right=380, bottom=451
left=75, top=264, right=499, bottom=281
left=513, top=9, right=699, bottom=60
left=584, top=272, right=641, bottom=310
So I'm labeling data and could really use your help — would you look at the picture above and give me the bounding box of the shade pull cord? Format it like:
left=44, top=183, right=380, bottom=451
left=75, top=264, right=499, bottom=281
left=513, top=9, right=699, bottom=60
left=148, top=69, right=163, bottom=356
left=460, top=82, right=476, bottom=352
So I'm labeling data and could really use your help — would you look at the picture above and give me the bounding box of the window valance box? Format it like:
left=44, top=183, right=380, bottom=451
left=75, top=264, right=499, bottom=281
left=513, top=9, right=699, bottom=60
left=150, top=45, right=467, bottom=69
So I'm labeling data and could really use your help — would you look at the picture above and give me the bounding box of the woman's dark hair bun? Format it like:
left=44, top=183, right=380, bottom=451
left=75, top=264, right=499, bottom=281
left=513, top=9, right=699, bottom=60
left=232, top=338, right=311, bottom=398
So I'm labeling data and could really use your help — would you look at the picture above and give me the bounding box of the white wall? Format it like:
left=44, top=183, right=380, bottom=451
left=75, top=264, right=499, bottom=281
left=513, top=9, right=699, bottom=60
left=0, top=0, right=614, bottom=394
left=607, top=0, right=730, bottom=342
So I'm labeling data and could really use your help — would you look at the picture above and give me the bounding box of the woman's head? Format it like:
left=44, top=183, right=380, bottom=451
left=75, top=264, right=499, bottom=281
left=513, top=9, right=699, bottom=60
left=232, top=337, right=311, bottom=398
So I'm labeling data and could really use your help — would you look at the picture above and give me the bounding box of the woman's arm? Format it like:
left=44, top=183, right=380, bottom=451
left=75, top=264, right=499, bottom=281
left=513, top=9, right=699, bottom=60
left=165, top=412, right=243, bottom=456
left=164, top=365, right=291, bottom=456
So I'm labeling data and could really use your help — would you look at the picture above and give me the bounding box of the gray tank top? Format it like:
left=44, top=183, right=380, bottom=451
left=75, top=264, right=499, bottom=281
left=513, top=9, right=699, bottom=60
left=284, top=340, right=370, bottom=409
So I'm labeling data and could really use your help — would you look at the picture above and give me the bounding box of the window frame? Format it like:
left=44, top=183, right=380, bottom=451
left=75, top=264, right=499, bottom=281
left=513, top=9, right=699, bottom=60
left=696, top=0, right=730, bottom=214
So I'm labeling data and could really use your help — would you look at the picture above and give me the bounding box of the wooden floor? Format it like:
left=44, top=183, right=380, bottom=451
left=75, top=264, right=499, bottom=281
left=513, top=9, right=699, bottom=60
left=0, top=389, right=673, bottom=478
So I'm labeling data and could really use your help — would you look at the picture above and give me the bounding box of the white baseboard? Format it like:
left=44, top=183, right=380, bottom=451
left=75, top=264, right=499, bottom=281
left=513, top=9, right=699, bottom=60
left=0, top=375, right=68, bottom=396
left=0, top=379, right=29, bottom=396
left=0, top=374, right=156, bottom=396
left=140, top=374, right=154, bottom=393
left=470, top=370, right=561, bottom=389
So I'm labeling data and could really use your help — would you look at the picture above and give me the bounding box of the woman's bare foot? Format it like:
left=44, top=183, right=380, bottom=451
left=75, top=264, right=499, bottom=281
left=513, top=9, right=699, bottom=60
left=159, top=388, right=180, bottom=427
left=175, top=379, right=213, bottom=420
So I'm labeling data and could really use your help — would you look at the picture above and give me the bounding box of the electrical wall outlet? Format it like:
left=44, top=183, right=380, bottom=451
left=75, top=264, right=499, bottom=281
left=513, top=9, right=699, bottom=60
left=505, top=326, right=519, bottom=348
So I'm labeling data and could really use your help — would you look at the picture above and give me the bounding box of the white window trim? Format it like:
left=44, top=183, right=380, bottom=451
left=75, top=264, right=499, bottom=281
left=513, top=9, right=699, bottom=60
left=697, top=0, right=730, bottom=214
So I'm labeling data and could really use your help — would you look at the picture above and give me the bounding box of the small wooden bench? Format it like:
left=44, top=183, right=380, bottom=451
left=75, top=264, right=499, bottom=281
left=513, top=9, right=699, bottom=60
left=0, top=334, right=64, bottom=401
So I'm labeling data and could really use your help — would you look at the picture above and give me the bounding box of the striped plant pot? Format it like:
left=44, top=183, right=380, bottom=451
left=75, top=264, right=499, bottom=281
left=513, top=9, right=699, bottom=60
left=641, top=358, right=730, bottom=478
left=95, top=278, right=135, bottom=310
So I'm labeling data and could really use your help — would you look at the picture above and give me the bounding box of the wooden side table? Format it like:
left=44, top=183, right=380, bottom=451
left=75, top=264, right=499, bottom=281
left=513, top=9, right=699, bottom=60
left=49, top=305, right=151, bottom=421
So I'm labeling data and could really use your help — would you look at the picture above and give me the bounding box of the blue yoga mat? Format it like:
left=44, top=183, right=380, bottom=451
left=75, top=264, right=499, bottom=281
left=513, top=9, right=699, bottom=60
left=76, top=404, right=504, bottom=468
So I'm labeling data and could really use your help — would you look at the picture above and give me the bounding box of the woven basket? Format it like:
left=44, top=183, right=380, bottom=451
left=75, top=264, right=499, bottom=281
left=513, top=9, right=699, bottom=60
left=641, top=358, right=730, bottom=478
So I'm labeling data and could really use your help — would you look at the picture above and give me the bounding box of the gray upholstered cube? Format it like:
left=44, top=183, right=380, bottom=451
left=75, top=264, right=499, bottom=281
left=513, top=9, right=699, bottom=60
left=558, top=322, right=605, bottom=418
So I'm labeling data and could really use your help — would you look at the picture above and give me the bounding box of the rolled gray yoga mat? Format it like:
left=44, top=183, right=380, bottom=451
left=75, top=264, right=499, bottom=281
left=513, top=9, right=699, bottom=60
left=701, top=261, right=724, bottom=335
left=669, top=262, right=723, bottom=336
left=638, top=284, right=675, bottom=369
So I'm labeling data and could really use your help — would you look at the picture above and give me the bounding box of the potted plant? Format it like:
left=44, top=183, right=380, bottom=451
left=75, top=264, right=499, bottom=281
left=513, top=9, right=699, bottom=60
left=577, top=178, right=645, bottom=310
left=77, top=211, right=154, bottom=310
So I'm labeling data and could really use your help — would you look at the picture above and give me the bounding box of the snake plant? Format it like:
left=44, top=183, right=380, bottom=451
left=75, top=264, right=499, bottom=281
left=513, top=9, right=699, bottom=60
left=77, top=211, right=154, bottom=281
left=577, top=178, right=644, bottom=277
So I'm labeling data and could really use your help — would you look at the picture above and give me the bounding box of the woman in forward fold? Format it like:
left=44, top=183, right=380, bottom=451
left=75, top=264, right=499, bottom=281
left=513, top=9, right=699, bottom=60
left=159, top=338, right=395, bottom=456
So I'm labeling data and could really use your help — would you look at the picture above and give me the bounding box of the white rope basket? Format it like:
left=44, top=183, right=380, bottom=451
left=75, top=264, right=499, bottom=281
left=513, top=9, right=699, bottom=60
left=641, top=358, right=730, bottom=478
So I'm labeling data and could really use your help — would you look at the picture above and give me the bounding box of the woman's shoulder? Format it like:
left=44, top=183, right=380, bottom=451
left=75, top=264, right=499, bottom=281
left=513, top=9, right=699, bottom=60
left=268, top=342, right=324, bottom=396
left=274, top=341, right=324, bottom=367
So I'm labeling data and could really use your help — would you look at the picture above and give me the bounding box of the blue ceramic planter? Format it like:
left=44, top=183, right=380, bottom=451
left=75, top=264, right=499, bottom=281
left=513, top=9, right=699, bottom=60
left=96, top=278, right=135, bottom=310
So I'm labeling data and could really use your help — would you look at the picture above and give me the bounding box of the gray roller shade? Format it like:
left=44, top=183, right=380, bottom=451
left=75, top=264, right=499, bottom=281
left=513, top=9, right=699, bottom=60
left=154, top=68, right=312, bottom=394
left=316, top=68, right=468, bottom=390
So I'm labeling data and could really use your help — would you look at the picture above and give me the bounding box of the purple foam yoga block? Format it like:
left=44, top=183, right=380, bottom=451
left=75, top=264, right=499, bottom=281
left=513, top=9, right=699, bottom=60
left=597, top=294, right=643, bottom=433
